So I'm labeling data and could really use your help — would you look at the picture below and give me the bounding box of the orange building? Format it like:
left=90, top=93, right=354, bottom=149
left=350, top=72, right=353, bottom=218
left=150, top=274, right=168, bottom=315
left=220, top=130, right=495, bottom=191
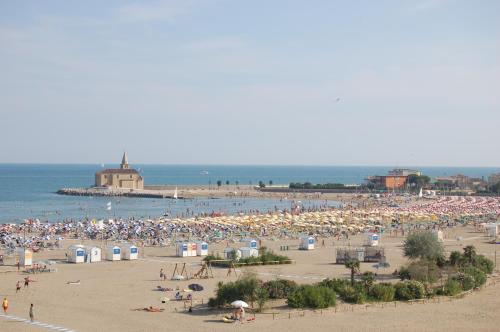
left=383, top=176, right=407, bottom=189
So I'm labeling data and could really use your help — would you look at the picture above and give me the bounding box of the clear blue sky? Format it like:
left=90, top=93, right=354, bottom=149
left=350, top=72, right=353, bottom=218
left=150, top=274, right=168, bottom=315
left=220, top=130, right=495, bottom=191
left=1, top=0, right=499, bottom=166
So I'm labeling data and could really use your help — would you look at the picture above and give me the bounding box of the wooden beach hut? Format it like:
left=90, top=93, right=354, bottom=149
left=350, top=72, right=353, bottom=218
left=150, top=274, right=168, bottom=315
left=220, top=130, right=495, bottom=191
left=121, top=244, right=139, bottom=260
left=242, top=238, right=258, bottom=249
left=365, top=233, right=380, bottom=246
left=106, top=246, right=121, bottom=261
left=88, top=246, right=102, bottom=263
left=176, top=243, right=189, bottom=257
left=67, top=245, right=86, bottom=263
left=299, top=236, right=315, bottom=250
left=188, top=243, right=197, bottom=257
left=196, top=242, right=209, bottom=256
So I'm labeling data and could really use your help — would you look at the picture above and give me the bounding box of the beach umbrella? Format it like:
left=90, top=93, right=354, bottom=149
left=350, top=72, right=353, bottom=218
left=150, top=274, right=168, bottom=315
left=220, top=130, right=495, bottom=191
left=188, top=284, right=204, bottom=291
left=231, top=300, right=249, bottom=308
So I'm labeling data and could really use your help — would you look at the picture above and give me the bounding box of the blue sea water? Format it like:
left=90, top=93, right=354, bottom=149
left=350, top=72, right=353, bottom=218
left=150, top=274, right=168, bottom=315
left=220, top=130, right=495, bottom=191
left=0, top=164, right=498, bottom=223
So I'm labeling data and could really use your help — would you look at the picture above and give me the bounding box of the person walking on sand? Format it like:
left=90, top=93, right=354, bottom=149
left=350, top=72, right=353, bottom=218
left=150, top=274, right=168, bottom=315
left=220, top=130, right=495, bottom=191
left=29, top=303, right=34, bottom=322
left=2, top=298, right=8, bottom=314
left=16, top=281, right=21, bottom=293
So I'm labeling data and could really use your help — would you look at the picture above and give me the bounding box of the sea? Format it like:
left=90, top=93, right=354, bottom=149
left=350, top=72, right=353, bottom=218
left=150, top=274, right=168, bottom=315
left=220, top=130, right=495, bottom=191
left=0, top=164, right=498, bottom=224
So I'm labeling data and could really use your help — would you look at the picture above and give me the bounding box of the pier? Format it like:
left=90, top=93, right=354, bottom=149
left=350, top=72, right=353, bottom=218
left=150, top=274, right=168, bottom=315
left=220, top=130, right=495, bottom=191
left=56, top=187, right=183, bottom=199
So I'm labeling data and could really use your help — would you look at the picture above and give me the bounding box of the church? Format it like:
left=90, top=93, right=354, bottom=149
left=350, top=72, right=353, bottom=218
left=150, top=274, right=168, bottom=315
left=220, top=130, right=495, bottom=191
left=95, top=152, right=144, bottom=189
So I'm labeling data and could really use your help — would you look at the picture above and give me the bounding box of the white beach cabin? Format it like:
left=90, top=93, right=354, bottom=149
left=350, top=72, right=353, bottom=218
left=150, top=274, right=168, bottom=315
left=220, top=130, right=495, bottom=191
left=88, top=246, right=102, bottom=263
left=486, top=223, right=499, bottom=237
left=176, top=243, right=189, bottom=257
left=239, top=247, right=259, bottom=258
left=106, top=246, right=121, bottom=261
left=121, top=244, right=139, bottom=260
left=242, top=238, right=258, bottom=249
left=196, top=242, right=209, bottom=256
left=67, top=245, right=86, bottom=263
left=365, top=233, right=380, bottom=247
left=299, top=236, right=315, bottom=250
left=17, top=248, right=33, bottom=267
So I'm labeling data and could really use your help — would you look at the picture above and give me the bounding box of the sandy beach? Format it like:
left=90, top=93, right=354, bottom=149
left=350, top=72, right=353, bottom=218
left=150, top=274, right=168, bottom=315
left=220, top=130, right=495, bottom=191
left=1, top=225, right=499, bottom=332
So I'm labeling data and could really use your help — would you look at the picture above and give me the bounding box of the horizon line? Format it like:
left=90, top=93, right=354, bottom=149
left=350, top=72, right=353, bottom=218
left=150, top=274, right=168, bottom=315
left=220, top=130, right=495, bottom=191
left=0, top=162, right=499, bottom=169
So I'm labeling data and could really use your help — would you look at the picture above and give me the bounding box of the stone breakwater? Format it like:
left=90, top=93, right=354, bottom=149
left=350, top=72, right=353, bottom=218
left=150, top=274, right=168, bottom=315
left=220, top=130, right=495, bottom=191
left=57, top=187, right=182, bottom=199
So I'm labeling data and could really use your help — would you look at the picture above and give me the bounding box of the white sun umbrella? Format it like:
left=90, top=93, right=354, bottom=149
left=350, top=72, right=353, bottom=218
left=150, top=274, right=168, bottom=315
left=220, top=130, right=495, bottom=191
left=231, top=300, right=249, bottom=308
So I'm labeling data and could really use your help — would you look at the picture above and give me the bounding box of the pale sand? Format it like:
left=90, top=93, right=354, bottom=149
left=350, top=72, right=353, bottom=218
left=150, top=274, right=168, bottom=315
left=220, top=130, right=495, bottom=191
left=1, top=226, right=499, bottom=332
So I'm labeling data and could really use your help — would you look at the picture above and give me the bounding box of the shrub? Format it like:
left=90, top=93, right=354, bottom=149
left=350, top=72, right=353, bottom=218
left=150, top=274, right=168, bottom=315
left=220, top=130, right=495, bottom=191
left=456, top=273, right=475, bottom=291
left=338, top=285, right=366, bottom=304
left=395, top=281, right=425, bottom=301
left=369, top=283, right=396, bottom=302
left=398, top=267, right=411, bottom=281
left=407, top=259, right=440, bottom=283
left=209, top=274, right=261, bottom=307
left=444, top=279, right=462, bottom=296
left=319, top=278, right=350, bottom=293
left=474, top=255, right=494, bottom=274
left=462, top=267, right=487, bottom=288
left=263, top=279, right=298, bottom=299
left=287, top=285, right=336, bottom=309
left=448, top=251, right=463, bottom=266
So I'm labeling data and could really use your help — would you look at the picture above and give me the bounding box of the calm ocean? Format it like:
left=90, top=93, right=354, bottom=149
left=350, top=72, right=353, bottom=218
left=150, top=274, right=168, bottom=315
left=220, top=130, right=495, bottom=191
left=0, top=164, right=498, bottom=224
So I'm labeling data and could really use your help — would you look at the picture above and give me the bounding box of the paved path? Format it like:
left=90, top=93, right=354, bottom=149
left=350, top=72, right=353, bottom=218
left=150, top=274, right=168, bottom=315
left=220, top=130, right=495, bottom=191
left=0, top=313, right=75, bottom=332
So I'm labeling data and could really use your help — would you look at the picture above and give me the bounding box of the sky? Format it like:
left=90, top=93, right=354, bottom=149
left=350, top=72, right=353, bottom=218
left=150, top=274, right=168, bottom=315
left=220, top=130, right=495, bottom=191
left=0, top=0, right=499, bottom=166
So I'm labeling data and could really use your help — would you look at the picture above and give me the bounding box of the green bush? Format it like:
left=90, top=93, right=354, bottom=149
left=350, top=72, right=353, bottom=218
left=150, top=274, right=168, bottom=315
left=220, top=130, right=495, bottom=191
left=338, top=285, right=366, bottom=304
left=263, top=279, right=298, bottom=299
left=369, top=283, right=396, bottom=302
left=444, top=279, right=462, bottom=296
left=462, top=267, right=487, bottom=288
left=456, top=274, right=475, bottom=291
left=209, top=274, right=261, bottom=307
left=474, top=255, right=494, bottom=274
left=407, top=259, right=441, bottom=283
left=398, top=267, right=411, bottom=281
left=319, top=278, right=350, bottom=293
left=287, top=285, right=336, bottom=309
left=395, top=281, right=425, bottom=301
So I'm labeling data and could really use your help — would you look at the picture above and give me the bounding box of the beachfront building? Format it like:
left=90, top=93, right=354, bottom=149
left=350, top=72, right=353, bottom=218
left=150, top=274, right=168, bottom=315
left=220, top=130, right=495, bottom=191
left=488, top=173, right=500, bottom=186
left=366, top=175, right=408, bottom=190
left=95, top=152, right=144, bottom=189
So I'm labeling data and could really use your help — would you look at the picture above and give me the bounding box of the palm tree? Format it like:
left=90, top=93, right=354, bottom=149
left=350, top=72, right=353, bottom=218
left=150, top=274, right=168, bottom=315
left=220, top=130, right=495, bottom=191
left=345, top=259, right=360, bottom=285
left=361, top=271, right=375, bottom=292
left=463, top=245, right=477, bottom=264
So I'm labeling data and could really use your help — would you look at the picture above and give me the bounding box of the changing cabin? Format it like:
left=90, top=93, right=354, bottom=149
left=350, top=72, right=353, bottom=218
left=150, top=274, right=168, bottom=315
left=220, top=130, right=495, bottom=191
left=67, top=245, right=86, bottom=263
left=121, top=244, right=139, bottom=260
left=106, top=246, right=121, bottom=261
left=299, top=236, right=315, bottom=250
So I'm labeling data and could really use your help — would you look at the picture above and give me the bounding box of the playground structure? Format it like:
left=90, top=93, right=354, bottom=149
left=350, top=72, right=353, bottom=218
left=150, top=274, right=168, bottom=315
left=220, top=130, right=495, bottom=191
left=171, top=263, right=190, bottom=280
left=192, top=262, right=214, bottom=279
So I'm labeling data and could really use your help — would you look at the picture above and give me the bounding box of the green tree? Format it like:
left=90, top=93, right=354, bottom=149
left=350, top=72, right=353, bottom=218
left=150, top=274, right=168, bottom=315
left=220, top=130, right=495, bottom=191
left=345, top=259, right=360, bottom=286
left=269, top=180, right=273, bottom=186
left=255, top=287, right=269, bottom=312
left=226, top=180, right=230, bottom=186
left=258, top=181, right=266, bottom=188
left=403, top=231, right=444, bottom=261
left=217, top=180, right=222, bottom=189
